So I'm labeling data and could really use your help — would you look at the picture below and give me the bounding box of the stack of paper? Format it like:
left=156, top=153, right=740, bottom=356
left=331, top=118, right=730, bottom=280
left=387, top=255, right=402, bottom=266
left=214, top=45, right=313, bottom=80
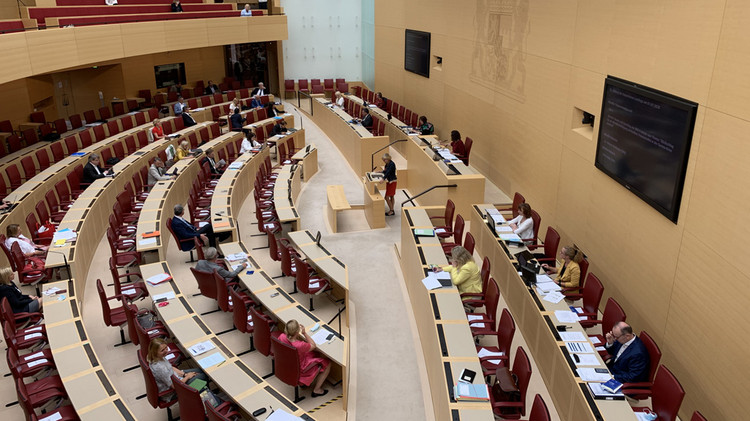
left=495, top=225, right=513, bottom=233
left=421, top=274, right=442, bottom=290
left=189, top=340, right=216, bottom=356
left=311, top=329, right=332, bottom=345
left=498, top=233, right=522, bottom=242
left=554, top=310, right=580, bottom=324
left=151, top=291, right=176, bottom=302
left=146, top=273, right=172, bottom=286
left=565, top=342, right=594, bottom=354
left=577, top=368, right=612, bottom=382
left=139, top=238, right=157, bottom=246
left=477, top=347, right=504, bottom=365
left=266, top=409, right=304, bottom=421
left=52, top=229, right=77, bottom=243
left=454, top=383, right=490, bottom=401
left=573, top=354, right=600, bottom=366
left=542, top=290, right=565, bottom=304
left=225, top=253, right=247, bottom=262
left=536, top=281, right=561, bottom=293
left=559, top=331, right=587, bottom=342
left=227, top=162, right=243, bottom=170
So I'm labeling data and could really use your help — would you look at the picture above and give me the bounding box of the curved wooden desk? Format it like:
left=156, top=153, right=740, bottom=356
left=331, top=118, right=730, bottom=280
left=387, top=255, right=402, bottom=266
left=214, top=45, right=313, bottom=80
left=42, top=279, right=136, bottom=420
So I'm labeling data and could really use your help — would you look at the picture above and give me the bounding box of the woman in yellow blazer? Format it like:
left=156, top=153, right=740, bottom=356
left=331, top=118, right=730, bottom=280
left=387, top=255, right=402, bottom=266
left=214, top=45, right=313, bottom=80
left=175, top=140, right=192, bottom=161
left=541, top=246, right=582, bottom=288
left=435, top=245, right=481, bottom=296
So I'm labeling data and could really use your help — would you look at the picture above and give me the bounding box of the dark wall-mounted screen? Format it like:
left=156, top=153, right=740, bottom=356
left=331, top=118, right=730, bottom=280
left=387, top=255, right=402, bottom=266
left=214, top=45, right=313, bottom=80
left=404, top=29, right=430, bottom=78
left=154, top=63, right=186, bottom=89
left=594, top=76, right=698, bottom=223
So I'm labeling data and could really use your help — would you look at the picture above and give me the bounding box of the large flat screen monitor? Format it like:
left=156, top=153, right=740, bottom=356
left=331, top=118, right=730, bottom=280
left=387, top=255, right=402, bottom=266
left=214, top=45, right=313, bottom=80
left=594, top=76, right=698, bottom=223
left=404, top=29, right=430, bottom=78
left=154, top=63, right=186, bottom=89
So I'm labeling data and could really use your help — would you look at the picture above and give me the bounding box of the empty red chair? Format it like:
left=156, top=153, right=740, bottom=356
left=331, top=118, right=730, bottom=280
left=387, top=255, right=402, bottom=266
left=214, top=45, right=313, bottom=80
left=463, top=232, right=476, bottom=256
left=34, top=149, right=51, bottom=172
left=312, top=84, right=324, bottom=94
left=127, top=99, right=139, bottom=112
left=121, top=116, right=134, bottom=131
left=573, top=273, right=605, bottom=327
left=93, top=124, right=106, bottom=141
left=0, top=120, right=12, bottom=132
left=284, top=79, right=296, bottom=99
left=49, top=141, right=64, bottom=163
left=441, top=214, right=465, bottom=255
left=498, top=192, right=526, bottom=218
left=7, top=134, right=22, bottom=153
left=5, top=165, right=22, bottom=190
left=631, top=366, right=685, bottom=421
left=251, top=306, right=281, bottom=378
left=54, top=180, right=74, bottom=209
left=138, top=90, right=153, bottom=107
left=44, top=191, right=66, bottom=222
left=187, top=98, right=198, bottom=109
left=523, top=395, right=551, bottom=421
left=490, top=347, right=532, bottom=419
left=431, top=199, right=455, bottom=239
left=476, top=308, right=515, bottom=377
left=206, top=400, right=242, bottom=421
left=323, top=79, right=334, bottom=96
left=99, top=106, right=112, bottom=120
left=227, top=91, right=237, bottom=101
left=135, top=111, right=147, bottom=126
left=16, top=378, right=78, bottom=421
left=112, top=102, right=125, bottom=116
left=67, top=113, right=82, bottom=129
left=528, top=226, right=560, bottom=263
left=138, top=353, right=179, bottom=421
left=20, top=156, right=36, bottom=180
left=107, top=120, right=120, bottom=136
left=588, top=297, right=626, bottom=346
left=52, top=118, right=67, bottom=134
left=468, top=278, right=499, bottom=337
left=79, top=129, right=93, bottom=148
left=29, top=111, right=45, bottom=124
left=113, top=141, right=126, bottom=160
left=63, top=136, right=78, bottom=154
left=83, top=109, right=97, bottom=124
left=293, top=256, right=330, bottom=311
left=230, top=287, right=256, bottom=350
left=96, top=278, right=128, bottom=345
left=190, top=267, right=220, bottom=300
left=125, top=135, right=137, bottom=154
left=298, top=79, right=309, bottom=94
left=23, top=128, right=39, bottom=145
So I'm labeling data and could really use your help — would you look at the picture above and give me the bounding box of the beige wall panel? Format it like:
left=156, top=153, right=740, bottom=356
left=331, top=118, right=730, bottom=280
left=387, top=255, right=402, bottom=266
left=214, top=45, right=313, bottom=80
left=206, top=17, right=250, bottom=45
left=605, top=1, right=661, bottom=85
left=0, top=34, right=32, bottom=83
left=683, top=108, right=750, bottom=264
left=0, top=79, right=33, bottom=128
left=525, top=0, right=575, bottom=64
left=73, top=25, right=125, bottom=66
left=120, top=22, right=167, bottom=57
left=164, top=20, right=205, bottom=48
left=26, top=28, right=78, bottom=75
left=374, top=0, right=404, bottom=30
left=246, top=15, right=288, bottom=40
left=571, top=0, right=614, bottom=74
left=70, top=66, right=125, bottom=115
left=707, top=0, right=750, bottom=120
left=664, top=231, right=750, bottom=421
left=554, top=147, right=592, bottom=242
left=374, top=25, right=403, bottom=70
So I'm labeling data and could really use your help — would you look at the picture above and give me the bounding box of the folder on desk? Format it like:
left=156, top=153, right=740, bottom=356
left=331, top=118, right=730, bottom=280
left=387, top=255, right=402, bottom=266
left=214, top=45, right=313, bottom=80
left=214, top=221, right=230, bottom=228
left=142, top=231, right=160, bottom=238
left=413, top=228, right=435, bottom=237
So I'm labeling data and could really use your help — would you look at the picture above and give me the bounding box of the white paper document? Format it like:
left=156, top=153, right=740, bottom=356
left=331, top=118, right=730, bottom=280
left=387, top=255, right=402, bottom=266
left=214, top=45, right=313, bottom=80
left=574, top=354, right=601, bottom=366
left=43, top=287, right=61, bottom=296
left=152, top=291, right=176, bottom=302
left=536, top=274, right=554, bottom=284
left=311, top=329, right=332, bottom=345
left=39, top=412, right=63, bottom=421
left=139, top=238, right=157, bottom=246
left=559, top=331, right=587, bottom=342
left=589, top=336, right=602, bottom=345
left=197, top=353, right=225, bottom=369
left=543, top=291, right=565, bottom=304
left=595, top=346, right=606, bottom=352
left=27, top=359, right=49, bottom=368
left=146, top=273, right=171, bottom=286
left=421, top=274, right=442, bottom=290
left=577, top=368, right=612, bottom=382
left=537, top=281, right=561, bottom=293
left=565, top=341, right=594, bottom=354
left=498, top=233, right=522, bottom=242
left=467, top=315, right=484, bottom=322
left=189, top=340, right=216, bottom=356
left=226, top=253, right=247, bottom=262
left=495, top=225, right=513, bottom=233
left=554, top=310, right=580, bottom=324
left=477, top=347, right=504, bottom=365
left=266, top=408, right=304, bottom=421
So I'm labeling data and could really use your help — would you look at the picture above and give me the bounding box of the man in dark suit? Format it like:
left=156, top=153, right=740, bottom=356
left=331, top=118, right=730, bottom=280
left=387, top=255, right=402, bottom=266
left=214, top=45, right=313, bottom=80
left=201, top=148, right=226, bottom=175
left=204, top=80, right=219, bottom=95
left=182, top=108, right=197, bottom=127
left=605, top=322, right=650, bottom=383
left=360, top=107, right=373, bottom=130
left=229, top=108, right=245, bottom=132
left=170, top=204, right=226, bottom=249
left=251, top=82, right=268, bottom=96
left=82, top=153, right=112, bottom=186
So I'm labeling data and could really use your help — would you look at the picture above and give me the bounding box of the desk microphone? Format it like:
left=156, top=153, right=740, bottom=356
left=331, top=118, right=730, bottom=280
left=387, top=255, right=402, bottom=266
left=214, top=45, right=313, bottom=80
left=47, top=249, right=71, bottom=280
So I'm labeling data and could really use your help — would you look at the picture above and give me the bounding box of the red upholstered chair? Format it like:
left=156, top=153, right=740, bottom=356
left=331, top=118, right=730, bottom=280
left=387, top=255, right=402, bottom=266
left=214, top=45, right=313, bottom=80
left=106, top=226, right=141, bottom=269
left=112, top=102, right=125, bottom=116
left=562, top=257, right=588, bottom=299
left=69, top=113, right=83, bottom=129
left=205, top=400, right=242, bottom=421
left=490, top=346, right=532, bottom=419
left=431, top=199, right=455, bottom=239
left=521, top=210, right=541, bottom=245
left=15, top=378, right=78, bottom=421
left=10, top=242, right=48, bottom=295
left=52, top=118, right=67, bottom=134
left=172, top=373, right=236, bottom=421
left=271, top=335, right=319, bottom=403
left=113, top=141, right=126, bottom=160
left=463, top=232, right=476, bottom=256
left=127, top=99, right=139, bottom=112
left=298, top=79, right=309, bottom=95
left=230, top=287, right=257, bottom=351
left=135, top=111, right=147, bottom=126
left=462, top=257, right=491, bottom=307
left=621, top=331, right=662, bottom=400
left=96, top=278, right=128, bottom=345
left=24, top=214, right=50, bottom=247
left=21, top=156, right=36, bottom=181
left=251, top=306, right=282, bottom=378
left=690, top=411, right=707, bottom=421
left=54, top=181, right=74, bottom=209
left=0, top=119, right=12, bottom=132
left=293, top=256, right=330, bottom=311
left=121, top=116, right=134, bottom=130
left=99, top=106, right=112, bottom=120
left=476, top=308, right=515, bottom=378
left=29, top=111, right=45, bottom=124
left=7, top=134, right=22, bottom=153
left=125, top=135, right=137, bottom=154
left=312, top=84, right=324, bottom=95
left=35, top=200, right=59, bottom=227
left=6, top=165, right=22, bottom=190
left=190, top=267, right=220, bottom=300
left=631, top=366, right=685, bottom=421
left=441, top=214, right=465, bottom=255
left=138, top=353, right=179, bottom=421
left=468, top=278, right=499, bottom=337
left=216, top=271, right=253, bottom=313
left=107, top=120, right=120, bottom=137
left=455, top=136, right=473, bottom=165
left=521, top=395, right=550, bottom=421
left=529, top=227, right=560, bottom=264
left=138, top=90, right=153, bottom=107
left=44, top=191, right=66, bottom=222
left=110, top=258, right=147, bottom=302
left=50, top=141, right=65, bottom=162
left=572, top=273, right=604, bottom=326
left=267, top=231, right=298, bottom=263
left=284, top=79, right=296, bottom=99
left=83, top=109, right=97, bottom=124
left=323, top=79, right=334, bottom=97
left=63, top=136, right=78, bottom=155
left=587, top=298, right=626, bottom=348
left=93, top=124, right=106, bottom=141
left=35, top=149, right=50, bottom=171
left=497, top=192, right=526, bottom=218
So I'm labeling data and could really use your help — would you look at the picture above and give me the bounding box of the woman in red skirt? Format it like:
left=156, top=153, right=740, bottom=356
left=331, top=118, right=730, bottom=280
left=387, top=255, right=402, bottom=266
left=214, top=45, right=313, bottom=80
left=381, top=153, right=397, bottom=216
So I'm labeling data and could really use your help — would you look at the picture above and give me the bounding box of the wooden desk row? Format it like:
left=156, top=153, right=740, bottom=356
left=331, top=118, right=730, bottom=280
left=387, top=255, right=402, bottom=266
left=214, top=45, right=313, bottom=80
left=344, top=94, right=484, bottom=217
left=139, top=261, right=318, bottom=421
left=468, top=204, right=637, bottom=421
left=42, top=279, right=136, bottom=420
left=309, top=97, right=388, bottom=176
left=397, top=206, right=494, bottom=421
left=164, top=93, right=276, bottom=118
left=44, top=122, right=215, bottom=300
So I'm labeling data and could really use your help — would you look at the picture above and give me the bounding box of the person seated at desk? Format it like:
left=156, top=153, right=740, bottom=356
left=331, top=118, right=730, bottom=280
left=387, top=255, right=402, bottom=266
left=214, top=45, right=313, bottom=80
left=195, top=247, right=247, bottom=282
left=448, top=130, right=465, bottom=156
left=334, top=91, right=345, bottom=108
left=229, top=108, right=245, bottom=132
left=173, top=96, right=186, bottom=115
left=228, top=98, right=241, bottom=116
left=148, top=157, right=175, bottom=187
left=508, top=203, right=534, bottom=243
left=182, top=108, right=197, bottom=128
left=202, top=148, right=226, bottom=175
left=374, top=92, right=386, bottom=109
left=148, top=338, right=207, bottom=401
left=251, top=82, right=269, bottom=97
left=280, top=319, right=331, bottom=398
left=250, top=95, right=263, bottom=109
left=240, top=130, right=262, bottom=154
left=433, top=245, right=481, bottom=297
left=360, top=108, right=373, bottom=130
left=175, top=140, right=193, bottom=161
left=6, top=224, right=47, bottom=258
left=82, top=153, right=113, bottom=185
left=172, top=204, right=226, bottom=248
left=418, top=116, right=434, bottom=135
left=170, top=0, right=183, bottom=12
left=379, top=153, right=397, bottom=216
left=149, top=119, right=164, bottom=143
left=0, top=267, right=42, bottom=314
left=605, top=322, right=650, bottom=383
left=541, top=246, right=582, bottom=288
left=271, top=119, right=288, bottom=136
left=205, top=80, right=220, bottom=95
left=240, top=3, right=253, bottom=15
left=265, top=102, right=282, bottom=118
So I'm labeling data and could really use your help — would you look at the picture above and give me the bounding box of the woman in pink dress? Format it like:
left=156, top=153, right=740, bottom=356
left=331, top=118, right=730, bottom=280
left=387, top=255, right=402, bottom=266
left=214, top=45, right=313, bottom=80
left=279, top=319, right=331, bottom=397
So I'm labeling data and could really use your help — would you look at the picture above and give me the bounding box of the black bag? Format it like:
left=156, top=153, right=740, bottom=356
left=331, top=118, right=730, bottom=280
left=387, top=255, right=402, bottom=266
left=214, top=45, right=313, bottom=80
left=106, top=157, right=120, bottom=166
left=42, top=133, right=60, bottom=142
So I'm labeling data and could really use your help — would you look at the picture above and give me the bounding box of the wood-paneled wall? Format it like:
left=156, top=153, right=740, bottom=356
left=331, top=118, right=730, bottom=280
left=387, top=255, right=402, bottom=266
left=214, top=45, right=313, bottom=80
left=374, top=1, right=749, bottom=420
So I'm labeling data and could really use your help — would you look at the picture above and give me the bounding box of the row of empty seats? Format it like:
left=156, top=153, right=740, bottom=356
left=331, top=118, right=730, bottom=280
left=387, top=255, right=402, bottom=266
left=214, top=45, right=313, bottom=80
left=284, top=78, right=348, bottom=98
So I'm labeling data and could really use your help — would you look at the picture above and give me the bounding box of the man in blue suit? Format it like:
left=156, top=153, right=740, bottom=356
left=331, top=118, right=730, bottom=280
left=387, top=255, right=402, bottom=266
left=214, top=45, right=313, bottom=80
left=171, top=204, right=222, bottom=249
left=605, top=322, right=650, bottom=383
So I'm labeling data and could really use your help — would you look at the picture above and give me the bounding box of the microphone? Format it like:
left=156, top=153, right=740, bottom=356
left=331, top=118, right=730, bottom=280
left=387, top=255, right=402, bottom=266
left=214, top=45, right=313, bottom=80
left=46, top=248, right=71, bottom=280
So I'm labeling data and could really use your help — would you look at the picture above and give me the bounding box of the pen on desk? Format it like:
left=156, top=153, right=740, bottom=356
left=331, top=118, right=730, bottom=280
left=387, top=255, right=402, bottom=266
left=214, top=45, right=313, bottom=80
left=216, top=360, right=226, bottom=367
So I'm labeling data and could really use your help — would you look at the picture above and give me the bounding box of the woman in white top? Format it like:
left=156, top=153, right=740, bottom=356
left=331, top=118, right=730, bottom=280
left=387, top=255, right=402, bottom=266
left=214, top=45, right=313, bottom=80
left=228, top=98, right=241, bottom=115
left=5, top=224, right=46, bottom=257
left=239, top=131, right=262, bottom=154
left=335, top=91, right=345, bottom=108
left=508, top=203, right=534, bottom=243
